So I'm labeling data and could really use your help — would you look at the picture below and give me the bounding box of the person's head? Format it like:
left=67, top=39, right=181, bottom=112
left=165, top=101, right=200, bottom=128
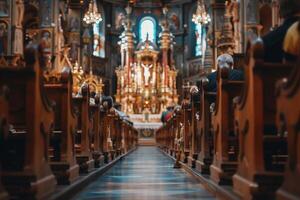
left=279, top=0, right=300, bottom=19
left=283, top=21, right=300, bottom=63
left=217, top=54, right=234, bottom=69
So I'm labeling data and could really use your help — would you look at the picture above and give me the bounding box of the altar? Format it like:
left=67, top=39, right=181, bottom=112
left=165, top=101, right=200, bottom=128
left=128, top=114, right=162, bottom=145
left=114, top=6, right=178, bottom=145
left=115, top=6, right=178, bottom=116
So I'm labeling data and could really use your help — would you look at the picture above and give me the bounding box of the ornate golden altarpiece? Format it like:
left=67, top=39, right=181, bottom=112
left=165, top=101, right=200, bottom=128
left=115, top=7, right=178, bottom=115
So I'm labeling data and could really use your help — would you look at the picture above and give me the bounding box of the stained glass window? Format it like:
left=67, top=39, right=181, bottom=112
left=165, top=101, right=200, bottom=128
left=195, top=24, right=202, bottom=56
left=140, top=17, right=156, bottom=42
left=93, top=21, right=105, bottom=57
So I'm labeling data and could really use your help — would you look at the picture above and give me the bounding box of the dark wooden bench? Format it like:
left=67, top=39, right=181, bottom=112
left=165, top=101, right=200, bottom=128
left=72, top=84, right=94, bottom=173
left=188, top=90, right=201, bottom=168
left=0, top=46, right=57, bottom=199
left=195, top=80, right=216, bottom=174
left=232, top=39, right=293, bottom=199
left=275, top=59, right=300, bottom=200
left=100, top=97, right=115, bottom=163
left=210, top=66, right=243, bottom=185
left=0, top=86, right=9, bottom=200
left=169, top=115, right=177, bottom=157
left=173, top=107, right=183, bottom=160
left=44, top=67, right=79, bottom=184
left=106, top=108, right=117, bottom=161
left=89, top=98, right=105, bottom=168
left=181, top=101, right=192, bottom=164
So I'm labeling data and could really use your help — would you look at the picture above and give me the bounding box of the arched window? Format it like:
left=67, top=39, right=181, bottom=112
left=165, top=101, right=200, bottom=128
left=93, top=4, right=105, bottom=58
left=139, top=17, right=156, bottom=42
left=194, top=23, right=206, bottom=57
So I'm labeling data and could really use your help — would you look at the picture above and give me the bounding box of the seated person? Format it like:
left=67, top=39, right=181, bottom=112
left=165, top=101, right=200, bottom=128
left=283, top=20, right=300, bottom=63
left=101, top=95, right=114, bottom=110
left=263, top=0, right=300, bottom=63
left=160, top=106, right=174, bottom=123
left=205, top=54, right=244, bottom=93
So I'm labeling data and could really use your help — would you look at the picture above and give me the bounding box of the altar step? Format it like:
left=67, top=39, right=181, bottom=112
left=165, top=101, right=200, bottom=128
left=138, top=138, right=156, bottom=146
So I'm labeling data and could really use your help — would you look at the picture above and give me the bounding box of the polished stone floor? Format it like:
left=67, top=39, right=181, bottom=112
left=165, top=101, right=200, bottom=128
left=72, top=146, right=216, bottom=200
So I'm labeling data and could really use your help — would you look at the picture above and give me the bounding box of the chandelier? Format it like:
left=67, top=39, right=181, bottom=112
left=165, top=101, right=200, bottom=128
left=83, top=0, right=102, bottom=24
left=192, top=0, right=211, bottom=25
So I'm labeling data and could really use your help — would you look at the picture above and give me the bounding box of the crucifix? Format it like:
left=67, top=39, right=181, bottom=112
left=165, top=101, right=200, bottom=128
left=141, top=63, right=153, bottom=85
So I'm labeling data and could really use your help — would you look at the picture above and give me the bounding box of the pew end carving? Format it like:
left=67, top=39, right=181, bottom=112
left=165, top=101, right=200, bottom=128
left=188, top=88, right=201, bottom=168
left=44, top=67, right=80, bottom=184
left=0, top=44, right=57, bottom=199
left=275, top=59, right=300, bottom=200
left=232, top=39, right=293, bottom=199
left=73, top=84, right=95, bottom=173
left=210, top=64, right=243, bottom=185
left=195, top=79, right=216, bottom=174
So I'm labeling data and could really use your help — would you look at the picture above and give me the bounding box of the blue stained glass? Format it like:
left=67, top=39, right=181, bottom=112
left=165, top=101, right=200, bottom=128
left=93, top=21, right=105, bottom=58
left=195, top=24, right=202, bottom=56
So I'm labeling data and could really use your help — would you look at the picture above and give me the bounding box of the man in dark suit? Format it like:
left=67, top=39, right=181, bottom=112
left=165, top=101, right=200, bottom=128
left=205, top=54, right=243, bottom=93
left=263, top=0, right=300, bottom=63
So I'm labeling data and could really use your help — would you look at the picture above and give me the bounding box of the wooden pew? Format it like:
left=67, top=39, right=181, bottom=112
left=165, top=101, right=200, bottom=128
left=73, top=84, right=94, bottom=173
left=107, top=108, right=118, bottom=160
left=89, top=98, right=104, bottom=168
left=0, top=86, right=9, bottom=200
left=188, top=91, right=201, bottom=168
left=173, top=107, right=183, bottom=159
left=169, top=115, right=177, bottom=157
left=99, top=102, right=109, bottom=163
left=195, top=80, right=216, bottom=174
left=44, top=67, right=79, bottom=184
left=156, top=126, right=162, bottom=148
left=121, top=121, right=128, bottom=153
left=276, top=61, right=300, bottom=200
left=210, top=66, right=243, bottom=185
left=232, top=39, right=293, bottom=199
left=0, top=46, right=57, bottom=199
left=181, top=101, right=192, bottom=163
left=165, top=120, right=172, bottom=154
left=100, top=96, right=114, bottom=163
left=156, top=125, right=166, bottom=150
left=127, top=121, right=137, bottom=152
left=114, top=115, right=122, bottom=157
left=134, top=128, right=138, bottom=147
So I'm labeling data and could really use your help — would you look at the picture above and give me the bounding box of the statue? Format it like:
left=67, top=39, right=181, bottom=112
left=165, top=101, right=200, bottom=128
left=13, top=0, right=24, bottom=55
left=141, top=63, right=153, bottom=85
left=15, top=0, right=24, bottom=27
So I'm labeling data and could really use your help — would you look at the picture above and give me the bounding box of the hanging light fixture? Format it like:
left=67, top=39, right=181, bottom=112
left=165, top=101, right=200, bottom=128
left=192, top=0, right=211, bottom=25
left=83, top=0, right=102, bottom=24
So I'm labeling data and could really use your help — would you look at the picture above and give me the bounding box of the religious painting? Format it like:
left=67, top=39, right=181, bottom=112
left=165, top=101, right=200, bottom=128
left=113, top=7, right=125, bottom=31
left=0, top=0, right=9, bottom=16
left=168, top=7, right=181, bottom=32
left=0, top=21, right=8, bottom=55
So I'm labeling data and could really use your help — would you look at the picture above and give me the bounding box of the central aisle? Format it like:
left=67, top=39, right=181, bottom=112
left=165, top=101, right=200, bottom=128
left=72, top=147, right=216, bottom=200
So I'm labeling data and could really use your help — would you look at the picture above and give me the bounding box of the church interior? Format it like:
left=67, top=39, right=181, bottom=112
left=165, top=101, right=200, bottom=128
left=0, top=0, right=300, bottom=199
